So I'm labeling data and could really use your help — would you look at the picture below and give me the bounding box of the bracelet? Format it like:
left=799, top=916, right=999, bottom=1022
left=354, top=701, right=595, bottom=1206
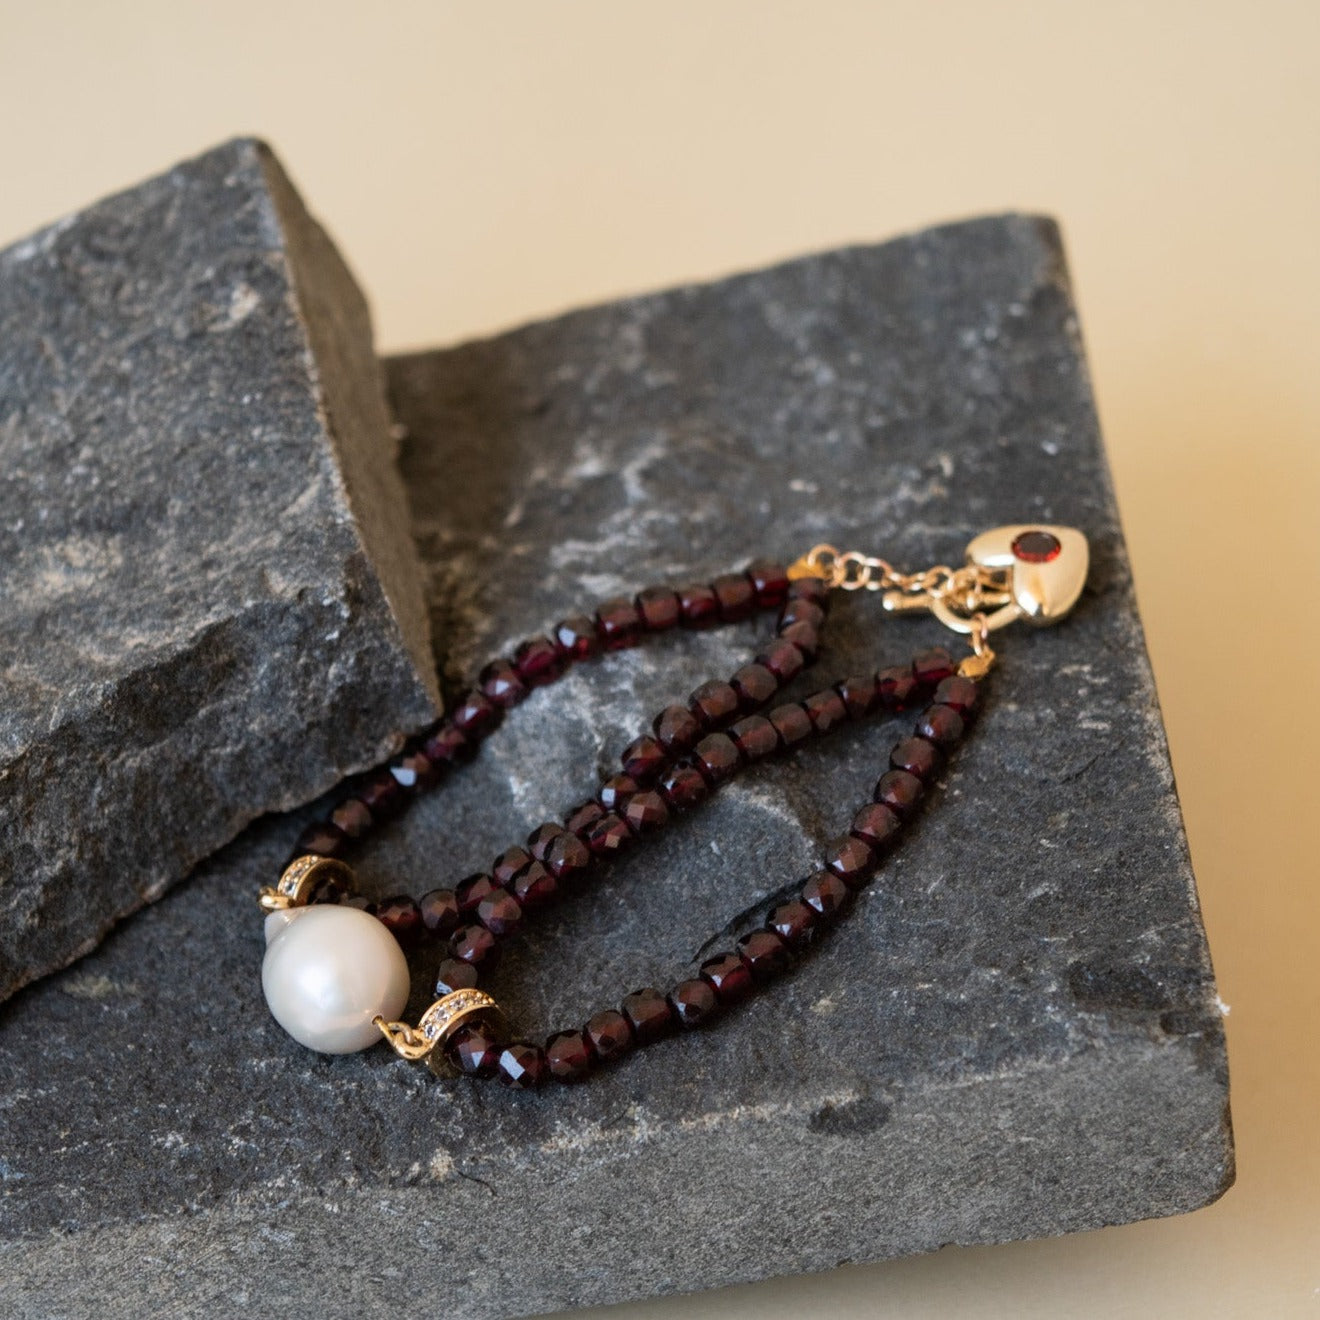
left=258, top=523, right=1087, bottom=1090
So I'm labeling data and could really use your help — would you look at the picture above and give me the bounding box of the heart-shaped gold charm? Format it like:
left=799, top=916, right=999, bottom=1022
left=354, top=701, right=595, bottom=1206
left=964, top=524, right=1089, bottom=627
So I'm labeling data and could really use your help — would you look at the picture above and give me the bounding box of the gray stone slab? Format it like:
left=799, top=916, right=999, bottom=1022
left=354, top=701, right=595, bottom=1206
left=0, top=140, right=440, bottom=1001
left=0, top=215, right=1232, bottom=1319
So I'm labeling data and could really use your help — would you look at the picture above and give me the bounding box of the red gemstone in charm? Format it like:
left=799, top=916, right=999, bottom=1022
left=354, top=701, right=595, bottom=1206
left=636, top=586, right=682, bottom=631
left=1011, top=529, right=1062, bottom=563
left=669, top=977, right=720, bottom=1027
left=496, top=1042, right=548, bottom=1089
left=622, top=987, right=676, bottom=1042
left=584, top=1009, right=634, bottom=1062
left=545, top=1029, right=593, bottom=1081
left=700, top=951, right=754, bottom=1003
left=737, top=929, right=791, bottom=981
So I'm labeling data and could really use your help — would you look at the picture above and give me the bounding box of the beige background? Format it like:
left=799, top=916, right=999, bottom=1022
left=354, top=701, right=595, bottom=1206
left=1, top=2, right=1316, bottom=1315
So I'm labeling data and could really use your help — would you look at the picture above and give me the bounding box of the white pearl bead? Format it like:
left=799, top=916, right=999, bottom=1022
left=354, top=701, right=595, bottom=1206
left=261, top=904, right=410, bottom=1054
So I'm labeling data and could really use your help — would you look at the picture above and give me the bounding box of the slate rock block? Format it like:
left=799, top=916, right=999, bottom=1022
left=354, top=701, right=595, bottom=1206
left=0, top=140, right=440, bottom=1001
left=0, top=215, right=1232, bottom=1319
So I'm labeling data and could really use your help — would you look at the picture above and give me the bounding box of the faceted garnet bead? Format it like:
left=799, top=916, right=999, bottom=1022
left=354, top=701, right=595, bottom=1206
left=693, top=733, right=741, bottom=784
left=455, top=872, right=499, bottom=914
left=598, top=774, right=639, bottom=811
left=690, top=680, right=740, bottom=728
left=596, top=596, right=642, bottom=650
left=566, top=800, right=605, bottom=838
left=874, top=768, right=924, bottom=817
left=875, top=665, right=919, bottom=710
left=801, top=870, right=853, bottom=922
left=768, top=702, right=812, bottom=746
left=527, top=822, right=566, bottom=860
left=330, top=797, right=373, bottom=841
left=584, top=1009, right=634, bottom=1062
left=731, top=662, right=778, bottom=710
left=293, top=820, right=348, bottom=859
left=778, top=620, right=819, bottom=661
left=786, top=574, right=829, bottom=606
left=445, top=1021, right=504, bottom=1078
left=623, top=790, right=669, bottom=834
left=916, top=704, right=965, bottom=747
left=622, top=987, right=675, bottom=1043
left=934, top=674, right=980, bottom=717
left=514, top=635, right=564, bottom=686
left=545, top=1029, right=593, bottom=1082
left=851, top=802, right=901, bottom=850
left=357, top=771, right=405, bottom=822
left=492, top=846, right=533, bottom=888
left=554, top=615, right=601, bottom=661
left=803, top=688, right=848, bottom=734
left=389, top=748, right=438, bottom=792
left=700, top=952, right=754, bottom=1003
left=543, top=831, right=592, bottom=880
left=712, top=572, right=755, bottom=621
left=376, top=894, right=424, bottom=949
left=477, top=889, right=523, bottom=937
left=653, top=702, right=703, bottom=753
left=836, top=674, right=877, bottom=719
left=586, top=813, right=632, bottom=856
left=512, top=861, right=557, bottom=908
left=421, top=721, right=474, bottom=769
left=479, top=657, right=528, bottom=708
left=636, top=585, right=681, bottom=631
left=912, top=647, right=956, bottom=688
left=890, top=736, right=941, bottom=781
left=496, top=1042, right=548, bottom=1090
left=677, top=583, right=720, bottom=628
left=434, top=957, right=479, bottom=996
left=451, top=690, right=501, bottom=739
left=737, top=929, right=791, bottom=982
left=730, top=715, right=779, bottom=761
left=450, top=923, right=500, bottom=969
left=669, top=977, right=720, bottom=1027
left=826, top=835, right=878, bottom=890
left=768, top=899, right=817, bottom=949
left=745, top=558, right=790, bottom=608
left=419, top=888, right=460, bottom=936
left=779, top=597, right=826, bottom=631
left=620, top=734, right=667, bottom=783
left=757, top=638, right=806, bottom=682
left=659, top=762, right=709, bottom=811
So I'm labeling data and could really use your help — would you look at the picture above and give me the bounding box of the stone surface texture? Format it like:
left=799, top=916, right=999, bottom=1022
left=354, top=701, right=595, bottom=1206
left=0, top=139, right=440, bottom=1001
left=0, top=216, right=1232, bottom=1318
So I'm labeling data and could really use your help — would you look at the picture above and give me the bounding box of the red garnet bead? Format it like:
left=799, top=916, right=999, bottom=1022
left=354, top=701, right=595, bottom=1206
left=422, top=722, right=474, bottom=767
left=451, top=690, right=502, bottom=739
left=912, top=647, right=956, bottom=688
left=731, top=662, right=778, bottom=710
left=450, top=923, right=501, bottom=969
left=712, top=572, right=756, bottom=621
left=357, top=770, right=406, bottom=821
left=527, top=822, right=566, bottom=860
left=434, top=957, right=479, bottom=996
left=598, top=774, right=638, bottom=811
left=566, top=800, right=605, bottom=838
left=851, top=802, right=901, bottom=851
left=690, top=680, right=740, bottom=728
left=730, top=715, right=779, bottom=760
left=669, top=977, right=720, bottom=1027
left=554, top=615, right=601, bottom=661
left=874, top=768, right=924, bottom=817
left=767, top=899, right=817, bottom=948
left=891, top=736, right=942, bottom=781
left=389, top=747, right=439, bottom=793
left=514, top=635, right=565, bottom=685
left=737, top=929, right=791, bottom=981
left=659, top=762, right=710, bottom=810
left=779, top=620, right=820, bottom=661
left=543, top=831, right=592, bottom=880
left=492, top=846, right=533, bottom=888
left=586, top=812, right=632, bottom=855
left=479, top=657, right=528, bottom=708
left=826, top=835, right=878, bottom=889
left=596, top=596, right=642, bottom=650
left=621, top=734, right=667, bottom=783
left=916, top=704, right=965, bottom=747
left=803, top=688, right=848, bottom=733
left=678, top=583, right=720, bottom=628
left=1011, top=529, right=1062, bottom=563
left=875, top=665, right=919, bottom=710
left=545, top=1029, right=594, bottom=1081
left=745, top=559, right=790, bottom=608
left=636, top=585, right=682, bottom=631
left=768, top=702, right=812, bottom=746
left=512, top=861, right=558, bottom=908
left=801, top=870, right=853, bottom=921
left=419, top=888, right=461, bottom=936
left=700, top=951, right=754, bottom=1003
left=623, top=790, right=669, bottom=834
left=653, top=702, right=703, bottom=753
left=447, top=1021, right=505, bottom=1077
left=455, top=872, right=499, bottom=914
left=693, top=732, right=742, bottom=784
left=584, top=1009, right=634, bottom=1062
left=622, top=987, right=676, bottom=1042
left=330, top=797, right=373, bottom=840
left=757, top=638, right=806, bottom=682
left=376, top=894, right=424, bottom=949
left=779, top=598, right=826, bottom=631
left=787, top=575, right=829, bottom=606
left=477, top=889, right=523, bottom=937
left=496, top=1042, right=548, bottom=1090
left=293, top=820, right=347, bottom=858
left=836, top=674, right=878, bottom=719
left=934, top=674, right=980, bottom=717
